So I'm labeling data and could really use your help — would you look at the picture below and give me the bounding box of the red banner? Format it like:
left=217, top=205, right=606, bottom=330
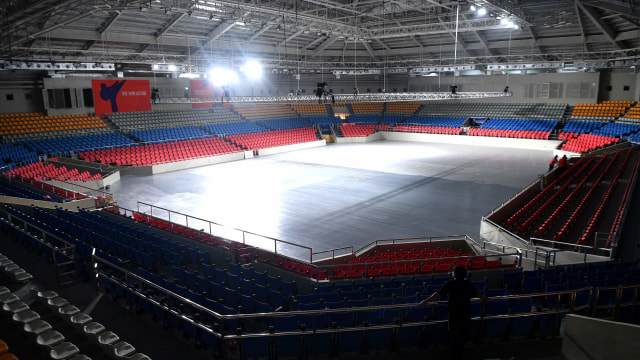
left=190, top=79, right=215, bottom=98
left=92, top=79, right=151, bottom=116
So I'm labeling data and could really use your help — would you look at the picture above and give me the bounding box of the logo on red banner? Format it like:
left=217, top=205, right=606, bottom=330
left=92, top=79, right=152, bottom=116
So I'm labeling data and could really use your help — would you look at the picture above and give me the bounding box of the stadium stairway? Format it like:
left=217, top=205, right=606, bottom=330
left=614, top=168, right=640, bottom=263
left=324, top=104, right=334, bottom=116
left=548, top=122, right=566, bottom=141
left=345, top=103, right=355, bottom=116
left=562, top=106, right=573, bottom=121
left=101, top=116, right=120, bottom=132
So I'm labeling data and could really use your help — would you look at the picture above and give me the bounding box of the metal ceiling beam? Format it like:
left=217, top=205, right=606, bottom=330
left=196, top=0, right=362, bottom=37
left=410, top=36, right=424, bottom=50
left=10, top=43, right=640, bottom=68
left=0, top=5, right=137, bottom=51
left=581, top=0, right=640, bottom=19
left=367, top=17, right=512, bottom=39
left=0, top=0, right=78, bottom=33
left=195, top=21, right=236, bottom=54
left=137, top=43, right=151, bottom=54
left=304, top=36, right=326, bottom=50
left=526, top=26, right=544, bottom=55
left=482, top=0, right=534, bottom=25
left=82, top=40, right=95, bottom=51
left=29, top=26, right=640, bottom=63
left=311, top=36, right=339, bottom=57
left=156, top=13, right=186, bottom=38
left=361, top=40, right=380, bottom=62
left=458, top=14, right=492, bottom=57
left=284, top=29, right=305, bottom=43
left=574, top=0, right=588, bottom=52
left=576, top=1, right=623, bottom=49
left=375, top=39, right=391, bottom=52
left=249, top=25, right=272, bottom=41
left=616, top=14, right=640, bottom=29
left=99, top=12, right=122, bottom=34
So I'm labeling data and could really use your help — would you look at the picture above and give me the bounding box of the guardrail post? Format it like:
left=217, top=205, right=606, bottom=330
left=613, top=286, right=623, bottom=321
left=517, top=252, right=522, bottom=267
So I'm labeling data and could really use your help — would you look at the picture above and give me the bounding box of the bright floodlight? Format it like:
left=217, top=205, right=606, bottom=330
left=244, top=61, right=263, bottom=80
left=500, top=18, right=509, bottom=26
left=477, top=7, right=487, bottom=16
left=208, top=67, right=238, bottom=86
left=470, top=5, right=476, bottom=11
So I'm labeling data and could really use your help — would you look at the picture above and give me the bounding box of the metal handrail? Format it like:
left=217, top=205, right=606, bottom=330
left=3, top=174, right=91, bottom=201
left=93, top=253, right=608, bottom=344
left=484, top=173, right=548, bottom=218
left=481, top=217, right=530, bottom=245
left=608, top=149, right=640, bottom=257
left=0, top=208, right=77, bottom=286
left=530, top=237, right=612, bottom=258
left=4, top=173, right=112, bottom=199
left=134, top=202, right=314, bottom=262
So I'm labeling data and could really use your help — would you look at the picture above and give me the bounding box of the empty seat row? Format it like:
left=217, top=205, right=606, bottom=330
left=0, top=179, right=66, bottom=202
left=0, top=114, right=106, bottom=136
left=111, top=108, right=242, bottom=130
left=418, top=103, right=566, bottom=120
left=231, top=104, right=297, bottom=119
left=467, top=129, right=551, bottom=140
left=6, top=162, right=102, bottom=183
left=385, top=102, right=421, bottom=113
left=0, top=254, right=33, bottom=283
left=1, top=284, right=150, bottom=360
left=0, top=143, right=39, bottom=171
left=79, top=137, right=242, bottom=166
left=19, top=133, right=134, bottom=158
left=339, top=124, right=377, bottom=137
left=202, top=121, right=268, bottom=136
left=256, top=118, right=314, bottom=131
left=560, top=134, right=620, bottom=153
left=226, top=128, right=318, bottom=149
left=290, top=104, right=328, bottom=114
left=351, top=103, right=384, bottom=113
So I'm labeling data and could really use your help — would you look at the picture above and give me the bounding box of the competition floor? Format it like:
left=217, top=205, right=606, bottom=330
left=109, top=140, right=553, bottom=257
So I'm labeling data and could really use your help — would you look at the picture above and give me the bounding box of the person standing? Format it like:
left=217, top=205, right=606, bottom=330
left=558, top=155, right=568, bottom=173
left=548, top=155, right=558, bottom=171
left=419, top=265, right=488, bottom=360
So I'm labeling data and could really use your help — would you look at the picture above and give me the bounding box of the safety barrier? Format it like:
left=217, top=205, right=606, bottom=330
left=92, top=253, right=640, bottom=359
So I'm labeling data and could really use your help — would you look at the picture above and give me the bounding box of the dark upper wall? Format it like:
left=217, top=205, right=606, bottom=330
left=0, top=72, right=45, bottom=114
left=598, top=70, right=640, bottom=102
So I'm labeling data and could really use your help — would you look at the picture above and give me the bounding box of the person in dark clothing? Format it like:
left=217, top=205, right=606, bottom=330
left=548, top=155, right=558, bottom=171
left=419, top=265, right=488, bottom=360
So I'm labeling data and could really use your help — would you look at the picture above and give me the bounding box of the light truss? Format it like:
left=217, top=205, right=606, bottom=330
left=366, top=17, right=508, bottom=39
left=157, top=92, right=512, bottom=104
left=8, top=45, right=638, bottom=74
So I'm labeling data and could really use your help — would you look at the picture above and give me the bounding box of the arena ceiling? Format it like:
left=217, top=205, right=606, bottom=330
left=1, top=0, right=639, bottom=75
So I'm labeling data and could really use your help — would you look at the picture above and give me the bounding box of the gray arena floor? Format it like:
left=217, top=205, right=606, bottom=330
left=108, top=140, right=553, bottom=258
